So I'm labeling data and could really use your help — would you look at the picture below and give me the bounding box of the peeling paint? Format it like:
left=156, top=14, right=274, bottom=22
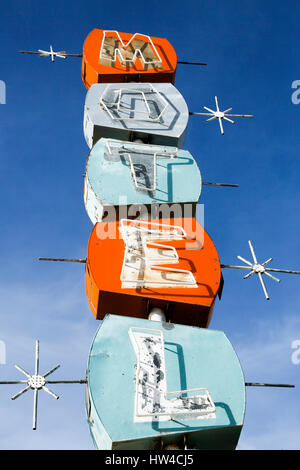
left=129, top=328, right=216, bottom=422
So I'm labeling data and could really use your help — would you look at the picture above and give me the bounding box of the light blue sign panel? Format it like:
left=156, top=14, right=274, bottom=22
left=84, top=138, right=201, bottom=223
left=83, top=83, right=189, bottom=149
left=86, top=314, right=245, bottom=450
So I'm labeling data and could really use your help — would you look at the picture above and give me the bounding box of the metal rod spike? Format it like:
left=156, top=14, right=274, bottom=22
left=264, top=271, right=281, bottom=283
left=38, top=258, right=86, bottom=263
left=178, top=61, right=207, bottom=66
left=248, top=240, right=258, bottom=264
left=262, top=258, right=273, bottom=266
left=237, top=255, right=253, bottom=266
left=33, top=389, right=38, bottom=430
left=0, top=381, right=27, bottom=385
left=218, top=117, right=224, bottom=135
left=42, top=386, right=59, bottom=400
left=202, top=182, right=239, bottom=187
left=221, top=264, right=253, bottom=270
left=244, top=270, right=255, bottom=280
left=35, top=340, right=39, bottom=376
left=245, top=382, right=295, bottom=388
left=11, top=386, right=31, bottom=401
left=204, top=106, right=216, bottom=114
left=14, top=365, right=31, bottom=378
left=215, top=96, right=220, bottom=111
left=46, top=379, right=87, bottom=384
left=258, top=272, right=270, bottom=300
left=226, top=114, right=254, bottom=118
left=223, top=116, right=235, bottom=124
left=266, top=268, right=300, bottom=274
left=43, top=364, right=61, bottom=378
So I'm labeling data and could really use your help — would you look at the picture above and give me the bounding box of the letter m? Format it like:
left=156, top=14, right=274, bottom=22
left=99, top=30, right=162, bottom=68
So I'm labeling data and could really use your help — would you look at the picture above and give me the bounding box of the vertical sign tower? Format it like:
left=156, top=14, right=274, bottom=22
left=82, top=29, right=243, bottom=450
left=1, top=27, right=298, bottom=449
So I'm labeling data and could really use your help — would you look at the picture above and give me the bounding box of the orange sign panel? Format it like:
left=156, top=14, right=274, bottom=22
left=85, top=218, right=222, bottom=327
left=82, top=29, right=177, bottom=88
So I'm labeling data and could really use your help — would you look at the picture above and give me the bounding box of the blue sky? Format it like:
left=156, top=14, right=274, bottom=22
left=0, top=0, right=299, bottom=449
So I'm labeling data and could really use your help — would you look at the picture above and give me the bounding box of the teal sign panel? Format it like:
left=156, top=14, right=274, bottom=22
left=86, top=314, right=245, bottom=450
left=84, top=138, right=201, bottom=223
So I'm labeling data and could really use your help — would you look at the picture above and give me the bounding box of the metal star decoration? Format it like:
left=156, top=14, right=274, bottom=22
left=190, top=96, right=253, bottom=134
left=19, top=45, right=82, bottom=62
left=221, top=240, right=300, bottom=300
left=0, top=340, right=86, bottom=429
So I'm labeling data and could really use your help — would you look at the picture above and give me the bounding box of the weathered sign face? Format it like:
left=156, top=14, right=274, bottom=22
left=85, top=218, right=222, bottom=328
left=87, top=314, right=245, bottom=450
left=84, top=138, right=202, bottom=224
left=82, top=29, right=177, bottom=88
left=83, top=82, right=189, bottom=149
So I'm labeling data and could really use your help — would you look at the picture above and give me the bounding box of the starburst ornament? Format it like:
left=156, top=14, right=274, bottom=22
left=190, top=96, right=253, bottom=135
left=19, top=45, right=82, bottom=62
left=0, top=340, right=86, bottom=429
left=221, top=240, right=300, bottom=300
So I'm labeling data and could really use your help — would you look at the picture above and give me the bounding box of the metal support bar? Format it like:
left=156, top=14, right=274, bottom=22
left=38, top=258, right=86, bottom=263
left=46, top=380, right=87, bottom=384
left=19, top=50, right=82, bottom=60
left=245, top=382, right=295, bottom=388
left=20, top=50, right=206, bottom=65
left=203, top=182, right=239, bottom=188
left=178, top=61, right=207, bottom=66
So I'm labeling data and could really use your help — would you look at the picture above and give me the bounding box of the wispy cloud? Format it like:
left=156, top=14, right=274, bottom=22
left=0, top=274, right=96, bottom=449
left=234, top=311, right=300, bottom=450
left=1, top=279, right=299, bottom=449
